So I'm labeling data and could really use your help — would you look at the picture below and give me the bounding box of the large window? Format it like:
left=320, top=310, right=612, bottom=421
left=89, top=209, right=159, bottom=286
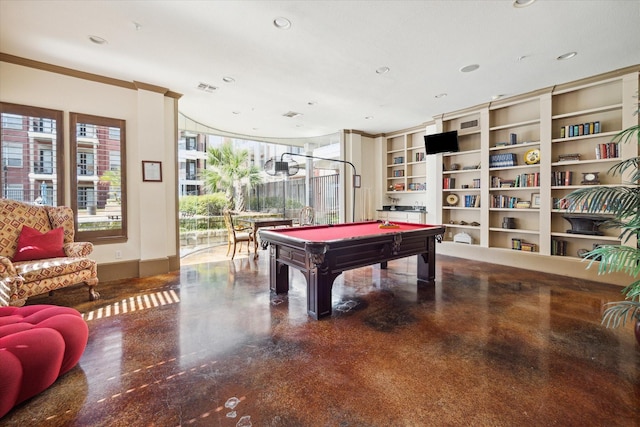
left=70, top=112, right=127, bottom=243
left=0, top=102, right=63, bottom=205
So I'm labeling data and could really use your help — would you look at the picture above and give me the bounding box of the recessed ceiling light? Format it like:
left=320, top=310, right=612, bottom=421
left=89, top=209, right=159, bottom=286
left=435, top=93, right=447, bottom=99
left=365, top=116, right=373, bottom=120
left=492, top=94, right=505, bottom=100
left=517, top=55, right=527, bottom=61
left=232, top=111, right=240, bottom=115
left=282, top=111, right=302, bottom=118
left=376, top=66, right=390, bottom=74
left=88, top=35, right=107, bottom=45
left=132, top=22, right=142, bottom=31
left=513, top=0, right=536, bottom=7
left=308, top=101, right=317, bottom=106
left=273, top=17, right=291, bottom=30
left=222, top=76, right=235, bottom=83
left=557, top=51, right=577, bottom=61
left=459, top=64, right=480, bottom=73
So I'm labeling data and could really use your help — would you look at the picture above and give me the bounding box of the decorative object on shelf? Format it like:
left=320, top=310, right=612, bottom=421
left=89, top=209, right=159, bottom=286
left=502, top=217, right=516, bottom=229
left=530, top=193, right=541, bottom=208
left=453, top=232, right=473, bottom=244
left=446, top=194, right=459, bottom=206
left=577, top=248, right=590, bottom=258
left=524, top=148, right=540, bottom=165
left=562, top=214, right=609, bottom=235
left=581, top=172, right=600, bottom=185
left=558, top=153, right=581, bottom=162
left=515, top=200, right=531, bottom=209
left=563, top=97, right=639, bottom=345
left=449, top=163, right=460, bottom=170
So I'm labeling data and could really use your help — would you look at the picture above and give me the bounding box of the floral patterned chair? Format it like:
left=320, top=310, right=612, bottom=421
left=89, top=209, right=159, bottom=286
left=0, top=199, right=99, bottom=307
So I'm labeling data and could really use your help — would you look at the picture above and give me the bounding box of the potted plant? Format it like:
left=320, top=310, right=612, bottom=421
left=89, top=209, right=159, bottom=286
left=564, top=96, right=640, bottom=345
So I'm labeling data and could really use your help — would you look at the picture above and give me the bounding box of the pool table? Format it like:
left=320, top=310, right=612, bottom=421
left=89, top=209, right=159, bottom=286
left=259, top=221, right=445, bottom=319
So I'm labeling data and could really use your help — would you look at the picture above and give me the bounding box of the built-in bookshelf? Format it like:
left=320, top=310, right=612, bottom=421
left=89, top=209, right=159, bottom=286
left=487, top=96, right=542, bottom=252
left=385, top=128, right=427, bottom=193
left=418, top=68, right=638, bottom=269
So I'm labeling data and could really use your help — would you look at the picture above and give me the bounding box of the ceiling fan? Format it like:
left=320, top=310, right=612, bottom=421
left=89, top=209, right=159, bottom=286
left=264, top=157, right=300, bottom=177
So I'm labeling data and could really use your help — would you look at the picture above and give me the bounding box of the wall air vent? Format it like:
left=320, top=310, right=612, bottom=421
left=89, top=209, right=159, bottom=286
left=197, top=83, right=218, bottom=93
left=460, top=119, right=478, bottom=129
left=282, top=111, right=302, bottom=118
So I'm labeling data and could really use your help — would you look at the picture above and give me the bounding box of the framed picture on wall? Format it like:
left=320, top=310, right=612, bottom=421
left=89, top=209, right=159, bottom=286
left=142, top=161, right=162, bottom=182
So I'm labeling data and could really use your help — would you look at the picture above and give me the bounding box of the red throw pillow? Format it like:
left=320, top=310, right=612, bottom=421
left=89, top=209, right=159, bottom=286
left=12, top=226, right=66, bottom=262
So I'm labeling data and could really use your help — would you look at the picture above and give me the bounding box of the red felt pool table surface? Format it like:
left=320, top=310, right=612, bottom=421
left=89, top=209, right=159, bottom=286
left=263, top=221, right=437, bottom=242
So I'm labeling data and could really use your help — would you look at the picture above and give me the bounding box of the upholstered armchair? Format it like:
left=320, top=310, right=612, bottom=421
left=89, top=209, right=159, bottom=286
left=0, top=199, right=99, bottom=306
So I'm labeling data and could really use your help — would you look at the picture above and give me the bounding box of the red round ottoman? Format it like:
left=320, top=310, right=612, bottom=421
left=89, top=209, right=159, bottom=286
left=0, top=305, right=88, bottom=418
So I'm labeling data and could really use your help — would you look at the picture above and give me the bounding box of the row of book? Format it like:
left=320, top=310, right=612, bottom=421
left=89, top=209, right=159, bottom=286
left=551, top=171, right=573, bottom=186
left=551, top=239, right=568, bottom=256
left=490, top=195, right=523, bottom=209
left=415, top=152, right=425, bottom=162
left=559, top=121, right=600, bottom=138
left=489, top=153, right=518, bottom=168
left=407, top=182, right=426, bottom=191
left=595, top=142, right=618, bottom=159
left=491, top=172, right=540, bottom=188
left=464, top=195, right=480, bottom=208
left=392, top=169, right=404, bottom=177
left=512, top=239, right=538, bottom=252
left=443, top=177, right=456, bottom=189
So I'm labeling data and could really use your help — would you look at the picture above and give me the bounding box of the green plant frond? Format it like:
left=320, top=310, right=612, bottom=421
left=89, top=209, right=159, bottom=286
left=601, top=301, right=640, bottom=328
left=564, top=186, right=628, bottom=213
left=608, top=156, right=640, bottom=181
left=583, top=245, right=640, bottom=277
left=611, top=124, right=640, bottom=145
left=620, top=279, right=640, bottom=300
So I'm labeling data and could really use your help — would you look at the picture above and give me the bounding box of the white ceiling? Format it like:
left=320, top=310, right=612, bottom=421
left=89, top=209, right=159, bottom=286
left=1, top=0, right=639, bottom=140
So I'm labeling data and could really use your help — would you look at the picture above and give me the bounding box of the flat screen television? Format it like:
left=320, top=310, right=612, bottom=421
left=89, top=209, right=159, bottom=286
left=424, top=130, right=459, bottom=155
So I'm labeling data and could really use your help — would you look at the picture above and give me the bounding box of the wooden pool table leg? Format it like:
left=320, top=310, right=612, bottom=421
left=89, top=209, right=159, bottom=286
left=417, top=237, right=436, bottom=284
left=269, top=246, right=289, bottom=294
left=305, top=268, right=340, bottom=320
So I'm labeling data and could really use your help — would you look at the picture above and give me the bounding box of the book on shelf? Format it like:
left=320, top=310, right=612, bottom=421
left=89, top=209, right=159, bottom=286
left=562, top=121, right=600, bottom=138
left=512, top=238, right=538, bottom=252
left=489, top=153, right=517, bottom=168
left=551, top=170, right=573, bottom=186
left=595, top=142, right=618, bottom=159
left=443, top=177, right=456, bottom=189
left=464, top=194, right=480, bottom=208
left=557, top=153, right=581, bottom=162
left=551, top=239, right=568, bottom=256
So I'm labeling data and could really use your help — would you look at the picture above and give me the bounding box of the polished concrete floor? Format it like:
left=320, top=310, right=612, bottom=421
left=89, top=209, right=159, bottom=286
left=3, top=244, right=639, bottom=426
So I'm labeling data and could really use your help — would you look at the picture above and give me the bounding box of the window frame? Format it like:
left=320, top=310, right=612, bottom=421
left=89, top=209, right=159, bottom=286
left=70, top=112, right=127, bottom=243
left=0, top=102, right=64, bottom=206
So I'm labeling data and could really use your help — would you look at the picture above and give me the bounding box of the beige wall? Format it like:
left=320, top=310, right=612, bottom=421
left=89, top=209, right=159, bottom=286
left=0, top=60, right=179, bottom=280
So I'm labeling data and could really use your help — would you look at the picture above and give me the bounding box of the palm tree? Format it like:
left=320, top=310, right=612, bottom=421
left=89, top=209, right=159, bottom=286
left=564, top=96, right=640, bottom=336
left=203, top=140, right=262, bottom=212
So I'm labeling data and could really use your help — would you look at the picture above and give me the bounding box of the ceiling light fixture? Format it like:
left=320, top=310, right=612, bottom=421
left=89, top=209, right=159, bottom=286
left=376, top=66, right=390, bottom=74
left=132, top=22, right=142, bottom=31
left=88, top=35, right=107, bottom=45
left=492, top=94, right=505, bottom=100
left=273, top=17, right=291, bottom=30
left=365, top=116, right=373, bottom=120
left=517, top=55, right=527, bottom=61
left=282, top=111, right=302, bottom=118
left=435, top=93, right=447, bottom=99
left=557, top=51, right=577, bottom=61
left=459, top=64, right=480, bottom=73
left=222, top=76, right=235, bottom=83
left=513, top=0, right=536, bottom=7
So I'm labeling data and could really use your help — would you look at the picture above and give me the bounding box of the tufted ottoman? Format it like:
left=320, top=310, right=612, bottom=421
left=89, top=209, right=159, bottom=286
left=0, top=305, right=88, bottom=418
